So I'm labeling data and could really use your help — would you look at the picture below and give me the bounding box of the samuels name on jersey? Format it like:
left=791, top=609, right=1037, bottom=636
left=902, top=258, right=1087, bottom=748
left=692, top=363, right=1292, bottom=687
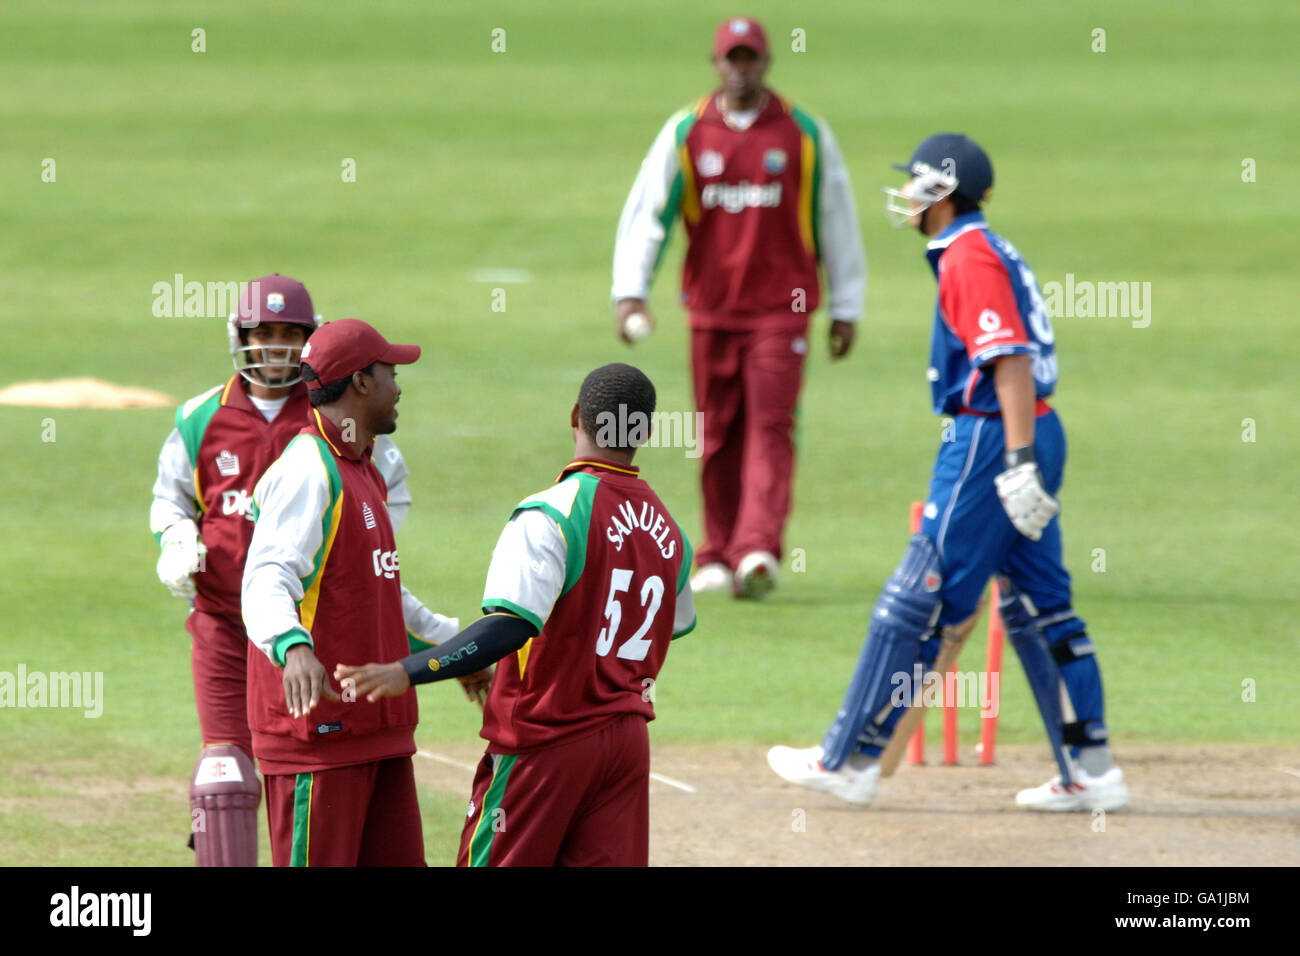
left=479, top=460, right=695, bottom=752
left=605, top=498, right=679, bottom=560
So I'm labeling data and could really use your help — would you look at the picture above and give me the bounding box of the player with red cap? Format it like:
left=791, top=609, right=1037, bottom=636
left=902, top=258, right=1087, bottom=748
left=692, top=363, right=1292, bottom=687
left=149, top=277, right=427, bottom=866
left=612, top=16, right=867, bottom=600
left=336, top=363, right=697, bottom=866
left=241, top=319, right=488, bottom=866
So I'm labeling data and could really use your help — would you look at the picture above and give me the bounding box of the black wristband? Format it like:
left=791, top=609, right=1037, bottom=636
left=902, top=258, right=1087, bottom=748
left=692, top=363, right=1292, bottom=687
left=1004, top=445, right=1035, bottom=469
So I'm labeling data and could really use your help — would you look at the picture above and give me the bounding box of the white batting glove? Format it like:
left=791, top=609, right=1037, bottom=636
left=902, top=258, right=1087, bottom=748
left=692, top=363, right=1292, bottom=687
left=157, top=518, right=207, bottom=600
left=995, top=454, right=1060, bottom=541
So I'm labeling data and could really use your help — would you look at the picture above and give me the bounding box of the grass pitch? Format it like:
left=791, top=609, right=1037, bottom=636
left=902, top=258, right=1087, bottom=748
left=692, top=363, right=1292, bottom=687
left=1, top=0, right=1295, bottom=865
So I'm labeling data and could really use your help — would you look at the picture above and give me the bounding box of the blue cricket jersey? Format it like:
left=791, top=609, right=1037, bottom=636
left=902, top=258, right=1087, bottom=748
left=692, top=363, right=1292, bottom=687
left=924, top=212, right=1058, bottom=416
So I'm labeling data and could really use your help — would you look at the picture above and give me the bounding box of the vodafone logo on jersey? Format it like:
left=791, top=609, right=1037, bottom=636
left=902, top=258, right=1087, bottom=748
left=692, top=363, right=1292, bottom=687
left=973, top=308, right=1015, bottom=347
left=372, top=548, right=399, bottom=579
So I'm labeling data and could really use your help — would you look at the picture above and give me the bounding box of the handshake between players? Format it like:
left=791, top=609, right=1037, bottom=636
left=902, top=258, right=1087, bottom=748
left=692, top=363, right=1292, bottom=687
left=274, top=645, right=490, bottom=719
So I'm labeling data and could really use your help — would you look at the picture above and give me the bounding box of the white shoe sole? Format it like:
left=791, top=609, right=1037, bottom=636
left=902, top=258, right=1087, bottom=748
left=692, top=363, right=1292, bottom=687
left=1017, top=771, right=1129, bottom=812
left=767, top=746, right=877, bottom=807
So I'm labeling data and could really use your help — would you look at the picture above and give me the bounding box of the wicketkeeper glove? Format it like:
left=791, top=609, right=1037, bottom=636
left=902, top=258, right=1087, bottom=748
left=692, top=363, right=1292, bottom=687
left=994, top=447, right=1060, bottom=541
left=157, top=518, right=207, bottom=600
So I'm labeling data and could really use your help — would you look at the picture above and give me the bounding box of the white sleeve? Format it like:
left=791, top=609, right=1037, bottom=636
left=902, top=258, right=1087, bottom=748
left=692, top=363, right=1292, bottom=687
left=672, top=572, right=696, bottom=637
left=816, top=118, right=867, bottom=322
left=611, top=111, right=688, bottom=303
left=149, top=427, right=197, bottom=536
left=372, top=435, right=412, bottom=533
left=401, top=585, right=460, bottom=647
left=241, top=439, right=330, bottom=662
left=480, top=509, right=567, bottom=632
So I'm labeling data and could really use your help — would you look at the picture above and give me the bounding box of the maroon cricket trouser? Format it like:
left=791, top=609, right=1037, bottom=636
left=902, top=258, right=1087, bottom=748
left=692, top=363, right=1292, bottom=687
left=186, top=609, right=254, bottom=758
left=690, top=322, right=806, bottom=568
left=458, top=713, right=651, bottom=867
left=264, top=757, right=426, bottom=866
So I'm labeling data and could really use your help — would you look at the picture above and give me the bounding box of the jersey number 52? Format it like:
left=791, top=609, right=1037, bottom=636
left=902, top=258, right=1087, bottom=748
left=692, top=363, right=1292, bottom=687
left=596, top=568, right=664, bottom=662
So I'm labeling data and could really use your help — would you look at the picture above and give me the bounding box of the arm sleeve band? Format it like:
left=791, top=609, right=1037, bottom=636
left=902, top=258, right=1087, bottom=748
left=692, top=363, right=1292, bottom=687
left=402, top=611, right=538, bottom=685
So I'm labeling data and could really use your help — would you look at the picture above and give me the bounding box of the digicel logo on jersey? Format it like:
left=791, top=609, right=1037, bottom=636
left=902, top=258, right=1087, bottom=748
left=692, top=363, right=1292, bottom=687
left=372, top=548, right=399, bottom=579
left=701, top=181, right=782, bottom=213
left=221, top=489, right=254, bottom=522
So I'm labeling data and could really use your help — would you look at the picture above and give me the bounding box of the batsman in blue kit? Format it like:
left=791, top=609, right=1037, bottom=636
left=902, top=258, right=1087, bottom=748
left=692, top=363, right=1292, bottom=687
left=768, top=133, right=1128, bottom=811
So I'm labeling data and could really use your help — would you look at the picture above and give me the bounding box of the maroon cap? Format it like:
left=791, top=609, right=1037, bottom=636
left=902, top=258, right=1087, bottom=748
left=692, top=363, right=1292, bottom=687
left=713, top=16, right=768, bottom=58
left=299, top=319, right=420, bottom=389
left=236, top=274, right=317, bottom=330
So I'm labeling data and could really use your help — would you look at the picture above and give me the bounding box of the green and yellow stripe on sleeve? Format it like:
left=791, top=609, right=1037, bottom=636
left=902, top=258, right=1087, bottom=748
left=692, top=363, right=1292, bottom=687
left=653, top=99, right=708, bottom=277
left=293, top=435, right=344, bottom=633
left=789, top=105, right=823, bottom=260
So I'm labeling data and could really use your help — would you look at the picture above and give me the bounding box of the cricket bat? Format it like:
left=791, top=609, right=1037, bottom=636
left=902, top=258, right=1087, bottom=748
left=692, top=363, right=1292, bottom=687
left=878, top=597, right=987, bottom=777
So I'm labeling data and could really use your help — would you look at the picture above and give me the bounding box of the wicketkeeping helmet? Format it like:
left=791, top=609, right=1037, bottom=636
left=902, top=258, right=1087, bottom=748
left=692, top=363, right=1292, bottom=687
left=226, top=274, right=320, bottom=386
left=883, top=133, right=994, bottom=228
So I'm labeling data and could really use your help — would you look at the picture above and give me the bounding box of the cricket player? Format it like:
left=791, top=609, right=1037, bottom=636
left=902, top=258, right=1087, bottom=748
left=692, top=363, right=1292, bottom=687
left=150, top=274, right=416, bottom=866
left=338, top=363, right=697, bottom=866
left=611, top=16, right=866, bottom=599
left=238, top=318, right=479, bottom=866
left=767, top=134, right=1127, bottom=811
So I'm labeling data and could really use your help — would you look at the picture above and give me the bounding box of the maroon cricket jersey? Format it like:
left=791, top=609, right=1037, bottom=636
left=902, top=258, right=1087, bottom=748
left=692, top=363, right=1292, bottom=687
left=479, top=459, right=694, bottom=753
left=173, top=377, right=313, bottom=617
left=245, top=410, right=419, bottom=774
left=676, top=92, right=824, bottom=330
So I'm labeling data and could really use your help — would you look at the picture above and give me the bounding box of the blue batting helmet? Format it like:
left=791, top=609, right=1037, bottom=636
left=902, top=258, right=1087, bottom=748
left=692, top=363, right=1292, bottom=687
left=893, top=133, right=994, bottom=202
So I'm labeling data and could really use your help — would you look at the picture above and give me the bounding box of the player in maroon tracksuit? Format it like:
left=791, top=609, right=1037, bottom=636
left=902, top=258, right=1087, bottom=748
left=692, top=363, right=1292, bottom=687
left=152, top=275, right=322, bottom=866
left=338, top=364, right=697, bottom=866
left=151, top=276, right=421, bottom=866
left=241, top=319, right=485, bottom=866
left=612, top=17, right=866, bottom=599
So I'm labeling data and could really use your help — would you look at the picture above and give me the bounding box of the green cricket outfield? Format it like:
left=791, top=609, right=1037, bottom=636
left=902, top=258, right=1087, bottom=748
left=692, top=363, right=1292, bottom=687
left=0, top=0, right=1295, bottom=865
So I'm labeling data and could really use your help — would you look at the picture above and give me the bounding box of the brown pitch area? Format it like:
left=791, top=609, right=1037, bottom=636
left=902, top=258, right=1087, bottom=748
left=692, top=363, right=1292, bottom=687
left=413, top=743, right=1300, bottom=866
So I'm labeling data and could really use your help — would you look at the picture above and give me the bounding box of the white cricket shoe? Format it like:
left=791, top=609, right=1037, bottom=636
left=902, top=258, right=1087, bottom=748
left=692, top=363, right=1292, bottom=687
left=1016, top=766, right=1129, bottom=812
left=734, top=551, right=779, bottom=599
left=766, top=745, right=879, bottom=807
left=690, top=562, right=733, bottom=594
